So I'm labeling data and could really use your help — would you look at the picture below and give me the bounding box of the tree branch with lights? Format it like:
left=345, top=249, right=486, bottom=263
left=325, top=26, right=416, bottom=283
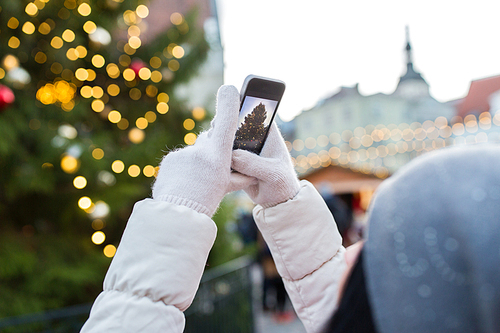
left=0, top=0, right=210, bottom=317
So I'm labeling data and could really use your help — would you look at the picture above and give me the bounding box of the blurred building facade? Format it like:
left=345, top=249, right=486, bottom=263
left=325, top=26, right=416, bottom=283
left=290, top=28, right=454, bottom=146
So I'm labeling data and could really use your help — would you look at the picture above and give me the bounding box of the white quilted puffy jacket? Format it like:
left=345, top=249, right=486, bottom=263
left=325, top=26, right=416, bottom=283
left=80, top=180, right=346, bottom=333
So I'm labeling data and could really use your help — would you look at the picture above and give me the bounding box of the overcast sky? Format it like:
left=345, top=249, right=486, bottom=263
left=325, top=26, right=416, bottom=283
left=217, top=0, right=500, bottom=121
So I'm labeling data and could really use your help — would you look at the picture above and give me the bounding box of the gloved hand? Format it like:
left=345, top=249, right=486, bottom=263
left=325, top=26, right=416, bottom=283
left=152, top=85, right=252, bottom=217
left=231, top=123, right=301, bottom=208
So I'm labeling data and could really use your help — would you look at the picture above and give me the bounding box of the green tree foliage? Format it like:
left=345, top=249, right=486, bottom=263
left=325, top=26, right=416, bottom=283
left=233, top=102, right=268, bottom=152
left=0, top=0, right=210, bottom=317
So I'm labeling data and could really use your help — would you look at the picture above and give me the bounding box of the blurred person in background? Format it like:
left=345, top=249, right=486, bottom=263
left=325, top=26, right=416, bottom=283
left=257, top=232, right=294, bottom=323
left=80, top=85, right=500, bottom=333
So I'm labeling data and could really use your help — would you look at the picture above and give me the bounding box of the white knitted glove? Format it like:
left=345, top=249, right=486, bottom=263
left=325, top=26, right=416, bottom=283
left=231, top=123, right=300, bottom=208
left=152, top=85, right=251, bottom=217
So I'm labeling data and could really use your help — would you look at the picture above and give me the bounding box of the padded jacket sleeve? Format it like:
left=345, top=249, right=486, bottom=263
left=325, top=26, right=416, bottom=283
left=253, top=180, right=347, bottom=333
left=80, top=199, right=217, bottom=333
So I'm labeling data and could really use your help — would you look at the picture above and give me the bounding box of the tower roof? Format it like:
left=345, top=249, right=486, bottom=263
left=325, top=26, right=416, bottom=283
left=397, top=27, right=428, bottom=85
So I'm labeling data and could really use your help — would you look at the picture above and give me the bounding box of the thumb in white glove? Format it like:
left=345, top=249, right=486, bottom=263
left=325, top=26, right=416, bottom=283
left=152, top=85, right=253, bottom=217
left=231, top=122, right=300, bottom=208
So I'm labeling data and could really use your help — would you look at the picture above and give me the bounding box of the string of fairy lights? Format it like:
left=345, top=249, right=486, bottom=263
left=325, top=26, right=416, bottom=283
left=287, top=111, right=500, bottom=178
left=2, top=0, right=208, bottom=258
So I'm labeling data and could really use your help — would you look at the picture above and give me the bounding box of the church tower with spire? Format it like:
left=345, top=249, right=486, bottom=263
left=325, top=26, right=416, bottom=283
left=394, top=26, right=430, bottom=99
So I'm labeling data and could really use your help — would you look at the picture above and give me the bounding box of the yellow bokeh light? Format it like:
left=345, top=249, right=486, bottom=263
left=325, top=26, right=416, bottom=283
left=75, top=68, right=89, bottom=81
left=83, top=21, right=97, bottom=34
left=128, top=128, right=145, bottom=144
left=157, top=92, right=169, bottom=103
left=73, top=176, right=87, bottom=189
left=129, top=88, right=141, bottom=100
left=128, top=165, right=140, bottom=177
left=103, top=244, right=116, bottom=258
left=168, top=59, right=180, bottom=71
left=66, top=48, right=79, bottom=61
left=156, top=102, right=169, bottom=114
left=172, top=45, right=184, bottom=58
left=92, top=86, right=103, bottom=98
left=38, top=22, right=51, bottom=35
left=84, top=202, right=96, bottom=214
left=150, top=70, right=162, bottom=83
left=92, top=148, right=104, bottom=160
left=37, top=81, right=77, bottom=105
left=145, top=111, right=157, bottom=123
left=87, top=70, right=98, bottom=81
left=106, top=63, right=120, bottom=79
left=136, top=4, right=149, bottom=18
left=170, top=12, right=184, bottom=25
left=64, top=0, right=76, bottom=9
left=76, top=45, right=87, bottom=58
left=78, top=3, right=92, bottom=16
left=61, top=155, right=79, bottom=174
left=22, top=22, right=36, bottom=35
left=107, top=84, right=120, bottom=96
left=91, top=99, right=105, bottom=112
left=117, top=118, right=129, bottom=130
left=92, top=219, right=105, bottom=230
left=7, top=17, right=20, bottom=29
left=128, top=25, right=141, bottom=37
left=150, top=56, right=161, bottom=68
left=34, top=52, right=47, bottom=64
left=293, top=140, right=304, bottom=151
left=178, top=22, right=189, bottom=35
left=92, top=54, right=105, bottom=68
left=192, top=107, right=206, bottom=121
left=123, top=10, right=137, bottom=25
left=62, top=29, right=76, bottom=42
left=138, top=67, right=151, bottom=80
left=123, top=43, right=136, bottom=55
left=123, top=68, right=136, bottom=81
left=50, top=62, right=63, bottom=74
left=92, top=231, right=106, bottom=245
left=80, top=85, right=92, bottom=98
left=8, top=37, right=20, bottom=49
left=25, top=2, right=39, bottom=16
left=35, top=1, right=46, bottom=11
left=108, top=110, right=122, bottom=123
left=183, top=118, right=195, bottom=130
left=61, top=101, right=75, bottom=112
left=51, top=36, right=64, bottom=49
left=118, top=54, right=131, bottom=67
left=128, top=36, right=141, bottom=49
left=136, top=117, right=148, bottom=129
left=42, top=162, right=54, bottom=169
left=0, top=69, right=5, bottom=80
left=79, top=196, right=92, bottom=210
left=143, top=165, right=156, bottom=177
left=184, top=133, right=197, bottom=145
left=111, top=160, right=125, bottom=173
left=145, top=85, right=158, bottom=97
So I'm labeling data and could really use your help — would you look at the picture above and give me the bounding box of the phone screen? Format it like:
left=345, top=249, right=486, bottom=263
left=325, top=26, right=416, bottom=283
left=233, top=95, right=279, bottom=153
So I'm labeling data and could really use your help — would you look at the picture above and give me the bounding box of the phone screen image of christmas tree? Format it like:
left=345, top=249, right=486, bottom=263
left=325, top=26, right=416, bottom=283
left=233, top=96, right=278, bottom=153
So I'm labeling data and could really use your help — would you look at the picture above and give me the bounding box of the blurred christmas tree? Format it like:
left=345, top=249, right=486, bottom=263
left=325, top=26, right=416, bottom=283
left=0, top=0, right=210, bottom=316
left=234, top=102, right=268, bottom=151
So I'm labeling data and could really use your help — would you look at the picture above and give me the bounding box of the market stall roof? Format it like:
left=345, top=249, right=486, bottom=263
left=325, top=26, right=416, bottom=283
left=301, top=164, right=385, bottom=194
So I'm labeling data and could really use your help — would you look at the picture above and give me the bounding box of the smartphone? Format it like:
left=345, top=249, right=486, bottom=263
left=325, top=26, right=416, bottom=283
left=233, top=75, right=286, bottom=154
